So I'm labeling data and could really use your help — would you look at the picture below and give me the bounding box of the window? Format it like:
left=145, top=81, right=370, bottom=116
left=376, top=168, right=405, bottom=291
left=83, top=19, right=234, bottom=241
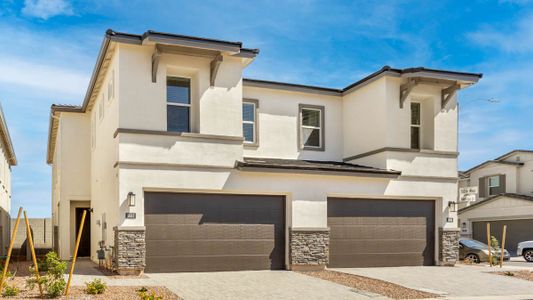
left=299, top=104, right=324, bottom=150
left=242, top=99, right=258, bottom=145
left=167, top=77, right=191, bottom=132
left=107, top=70, right=114, bottom=102
left=98, top=98, right=104, bottom=121
left=91, top=115, right=96, bottom=150
left=410, top=102, right=421, bottom=149
left=488, top=175, right=500, bottom=196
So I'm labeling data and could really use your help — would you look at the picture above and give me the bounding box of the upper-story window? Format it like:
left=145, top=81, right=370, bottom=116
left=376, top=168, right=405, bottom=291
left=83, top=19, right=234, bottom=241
left=107, top=70, right=115, bottom=102
left=488, top=175, right=501, bottom=196
left=243, top=99, right=258, bottom=145
left=167, top=77, right=191, bottom=132
left=299, top=104, right=325, bottom=151
left=410, top=102, right=421, bottom=149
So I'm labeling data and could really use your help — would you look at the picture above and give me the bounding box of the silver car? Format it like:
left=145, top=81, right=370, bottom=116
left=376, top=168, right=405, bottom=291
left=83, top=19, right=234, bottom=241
left=459, top=238, right=510, bottom=263
left=517, top=241, right=533, bottom=262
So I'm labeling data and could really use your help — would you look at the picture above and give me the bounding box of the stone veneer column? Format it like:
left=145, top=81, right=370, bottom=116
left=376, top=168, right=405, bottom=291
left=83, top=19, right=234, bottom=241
left=289, top=228, right=329, bottom=271
left=113, top=226, right=146, bottom=275
left=439, top=227, right=460, bottom=266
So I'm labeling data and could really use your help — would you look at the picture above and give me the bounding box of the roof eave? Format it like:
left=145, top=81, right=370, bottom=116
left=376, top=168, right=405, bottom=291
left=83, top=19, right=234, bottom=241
left=0, top=104, right=17, bottom=166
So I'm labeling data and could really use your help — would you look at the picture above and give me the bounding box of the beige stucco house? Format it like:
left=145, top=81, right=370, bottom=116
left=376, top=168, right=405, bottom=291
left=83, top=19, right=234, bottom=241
left=0, top=103, right=17, bottom=255
left=47, top=29, right=481, bottom=274
left=459, top=150, right=533, bottom=254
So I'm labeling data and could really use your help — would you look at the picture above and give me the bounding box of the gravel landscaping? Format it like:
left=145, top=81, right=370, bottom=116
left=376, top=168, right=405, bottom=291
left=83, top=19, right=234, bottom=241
left=497, top=270, right=533, bottom=282
left=299, top=270, right=440, bottom=299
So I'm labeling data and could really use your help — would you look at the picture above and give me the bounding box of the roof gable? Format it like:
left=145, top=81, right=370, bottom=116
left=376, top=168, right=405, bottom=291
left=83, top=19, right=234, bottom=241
left=459, top=193, right=533, bottom=213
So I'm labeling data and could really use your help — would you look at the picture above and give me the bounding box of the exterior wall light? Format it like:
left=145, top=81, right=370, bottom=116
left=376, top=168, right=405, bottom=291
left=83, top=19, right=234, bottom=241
left=128, top=192, right=136, bottom=207
left=448, top=201, right=458, bottom=212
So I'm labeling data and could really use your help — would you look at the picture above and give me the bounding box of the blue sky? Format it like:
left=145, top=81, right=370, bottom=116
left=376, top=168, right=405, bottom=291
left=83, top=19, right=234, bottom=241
left=0, top=0, right=532, bottom=217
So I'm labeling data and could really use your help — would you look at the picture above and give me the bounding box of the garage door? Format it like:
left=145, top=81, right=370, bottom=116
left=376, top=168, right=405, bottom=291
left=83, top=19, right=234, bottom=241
left=328, top=198, right=435, bottom=267
left=472, top=219, right=533, bottom=255
left=144, top=192, right=285, bottom=272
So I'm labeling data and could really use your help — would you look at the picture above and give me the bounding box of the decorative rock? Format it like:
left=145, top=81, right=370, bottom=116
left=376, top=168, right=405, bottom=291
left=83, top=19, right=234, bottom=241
left=113, top=226, right=146, bottom=275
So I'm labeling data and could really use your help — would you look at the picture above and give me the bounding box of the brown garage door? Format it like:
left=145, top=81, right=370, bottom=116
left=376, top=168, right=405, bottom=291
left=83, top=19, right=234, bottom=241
left=472, top=219, right=533, bottom=255
left=144, top=192, right=285, bottom=272
left=328, top=198, right=435, bottom=267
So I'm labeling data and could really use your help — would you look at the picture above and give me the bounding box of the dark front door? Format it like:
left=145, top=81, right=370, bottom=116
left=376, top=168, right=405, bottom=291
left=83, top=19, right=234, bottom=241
left=328, top=198, right=435, bottom=267
left=75, top=208, right=91, bottom=257
left=472, top=219, right=533, bottom=255
left=144, top=192, right=286, bottom=273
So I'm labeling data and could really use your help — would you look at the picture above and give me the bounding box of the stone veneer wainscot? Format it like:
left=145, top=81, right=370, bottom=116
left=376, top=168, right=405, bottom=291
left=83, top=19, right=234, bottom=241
left=113, top=226, right=146, bottom=275
left=439, top=227, right=460, bottom=266
left=289, top=228, right=330, bottom=271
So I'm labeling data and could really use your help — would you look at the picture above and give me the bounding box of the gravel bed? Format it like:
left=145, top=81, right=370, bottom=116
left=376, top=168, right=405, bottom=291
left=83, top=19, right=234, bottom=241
left=299, top=270, right=439, bottom=299
left=1, top=277, right=181, bottom=299
left=496, top=270, right=533, bottom=281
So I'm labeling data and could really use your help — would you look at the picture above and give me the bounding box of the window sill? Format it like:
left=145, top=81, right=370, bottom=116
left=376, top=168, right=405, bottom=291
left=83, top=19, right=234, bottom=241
left=301, top=146, right=325, bottom=152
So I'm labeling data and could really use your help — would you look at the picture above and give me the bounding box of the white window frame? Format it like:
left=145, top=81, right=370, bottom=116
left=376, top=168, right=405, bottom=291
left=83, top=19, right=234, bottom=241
left=166, top=76, right=191, bottom=132
left=299, top=104, right=325, bottom=151
left=488, top=175, right=500, bottom=196
left=410, top=101, right=421, bottom=149
left=243, top=99, right=258, bottom=146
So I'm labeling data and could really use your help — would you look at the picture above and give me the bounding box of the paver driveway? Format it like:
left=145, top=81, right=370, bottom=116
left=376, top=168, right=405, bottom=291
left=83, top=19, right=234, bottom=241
left=333, top=264, right=533, bottom=298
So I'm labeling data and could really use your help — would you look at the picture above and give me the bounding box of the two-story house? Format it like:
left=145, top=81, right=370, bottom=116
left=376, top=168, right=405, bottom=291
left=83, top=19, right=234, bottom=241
left=0, top=102, right=17, bottom=255
left=458, top=150, right=533, bottom=254
left=47, top=29, right=481, bottom=275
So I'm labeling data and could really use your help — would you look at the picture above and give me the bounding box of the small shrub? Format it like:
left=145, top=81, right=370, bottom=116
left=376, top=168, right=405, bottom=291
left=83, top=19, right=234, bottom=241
left=85, top=279, right=107, bottom=295
left=137, top=287, right=163, bottom=300
left=2, top=284, right=19, bottom=297
left=27, top=251, right=67, bottom=298
left=0, top=264, right=13, bottom=279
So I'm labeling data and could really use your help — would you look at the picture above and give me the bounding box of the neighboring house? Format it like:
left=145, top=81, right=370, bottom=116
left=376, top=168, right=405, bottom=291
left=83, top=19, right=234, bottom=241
left=0, top=103, right=17, bottom=255
left=458, top=150, right=533, bottom=254
left=47, top=29, right=481, bottom=274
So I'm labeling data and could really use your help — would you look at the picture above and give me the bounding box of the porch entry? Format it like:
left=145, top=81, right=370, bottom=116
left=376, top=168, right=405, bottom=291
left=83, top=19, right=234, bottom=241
left=75, top=208, right=91, bottom=257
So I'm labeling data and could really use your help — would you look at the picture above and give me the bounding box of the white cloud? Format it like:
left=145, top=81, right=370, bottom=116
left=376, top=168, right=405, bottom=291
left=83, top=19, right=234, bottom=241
left=22, top=0, right=73, bottom=20
left=467, top=13, right=533, bottom=53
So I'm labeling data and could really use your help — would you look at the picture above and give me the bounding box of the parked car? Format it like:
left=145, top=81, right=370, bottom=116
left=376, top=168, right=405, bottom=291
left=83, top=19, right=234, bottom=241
left=517, top=241, right=533, bottom=262
left=459, top=238, right=510, bottom=263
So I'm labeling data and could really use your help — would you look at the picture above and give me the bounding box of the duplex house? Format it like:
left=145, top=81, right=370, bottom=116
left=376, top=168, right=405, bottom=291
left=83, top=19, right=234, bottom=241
left=458, top=150, right=533, bottom=254
left=47, top=29, right=481, bottom=274
left=0, top=103, right=17, bottom=255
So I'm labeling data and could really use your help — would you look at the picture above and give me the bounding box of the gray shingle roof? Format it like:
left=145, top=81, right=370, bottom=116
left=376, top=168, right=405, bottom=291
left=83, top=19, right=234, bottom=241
left=458, top=193, right=533, bottom=213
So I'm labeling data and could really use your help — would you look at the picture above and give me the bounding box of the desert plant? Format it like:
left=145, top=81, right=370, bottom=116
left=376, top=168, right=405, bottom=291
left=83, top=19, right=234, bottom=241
left=490, top=236, right=500, bottom=250
left=137, top=287, right=163, bottom=300
left=2, top=284, right=19, bottom=297
left=85, top=278, right=107, bottom=295
left=27, top=251, right=67, bottom=298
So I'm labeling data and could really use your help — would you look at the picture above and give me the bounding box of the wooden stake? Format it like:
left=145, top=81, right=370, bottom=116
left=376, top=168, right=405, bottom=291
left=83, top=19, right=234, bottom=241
left=486, top=222, right=492, bottom=267
left=500, top=225, right=507, bottom=268
left=24, top=211, right=43, bottom=297
left=0, top=207, right=23, bottom=292
left=65, top=209, right=86, bottom=296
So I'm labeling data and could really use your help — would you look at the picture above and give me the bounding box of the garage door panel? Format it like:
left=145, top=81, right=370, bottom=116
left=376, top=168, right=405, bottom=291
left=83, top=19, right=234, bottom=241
left=473, top=219, right=533, bottom=254
left=330, top=239, right=429, bottom=254
left=330, top=225, right=428, bottom=240
left=146, top=239, right=279, bottom=256
left=328, top=198, right=435, bottom=268
left=144, top=192, right=285, bottom=272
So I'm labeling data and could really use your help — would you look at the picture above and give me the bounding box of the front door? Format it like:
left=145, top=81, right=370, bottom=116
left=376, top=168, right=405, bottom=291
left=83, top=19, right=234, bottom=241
left=75, top=208, right=91, bottom=257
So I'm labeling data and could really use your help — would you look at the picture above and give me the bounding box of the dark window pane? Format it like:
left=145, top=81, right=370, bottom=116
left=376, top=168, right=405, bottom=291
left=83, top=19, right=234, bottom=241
left=411, top=127, right=420, bottom=149
left=243, top=123, right=254, bottom=142
left=167, top=77, right=190, bottom=104
left=302, top=109, right=320, bottom=127
left=302, top=128, right=320, bottom=147
left=411, top=102, right=420, bottom=125
left=167, top=105, right=190, bottom=132
left=243, top=103, right=255, bottom=122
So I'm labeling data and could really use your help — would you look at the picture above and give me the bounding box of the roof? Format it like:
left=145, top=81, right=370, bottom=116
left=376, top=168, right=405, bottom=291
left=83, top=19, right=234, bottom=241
left=235, top=157, right=401, bottom=177
left=462, top=149, right=533, bottom=176
left=0, top=103, right=16, bottom=166
left=244, top=65, right=483, bottom=96
left=459, top=193, right=533, bottom=213
left=46, top=104, right=84, bottom=164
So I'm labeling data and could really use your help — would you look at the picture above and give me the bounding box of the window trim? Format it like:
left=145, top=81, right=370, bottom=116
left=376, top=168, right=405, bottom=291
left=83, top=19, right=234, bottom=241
left=298, top=104, right=325, bottom=151
left=243, top=98, right=259, bottom=147
left=166, top=76, right=192, bottom=133
left=488, top=175, right=500, bottom=196
left=410, top=101, right=421, bottom=150
left=107, top=69, right=114, bottom=103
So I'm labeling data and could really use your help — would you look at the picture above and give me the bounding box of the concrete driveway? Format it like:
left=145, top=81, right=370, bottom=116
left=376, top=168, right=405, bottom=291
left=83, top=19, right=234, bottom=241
left=333, top=264, right=533, bottom=298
